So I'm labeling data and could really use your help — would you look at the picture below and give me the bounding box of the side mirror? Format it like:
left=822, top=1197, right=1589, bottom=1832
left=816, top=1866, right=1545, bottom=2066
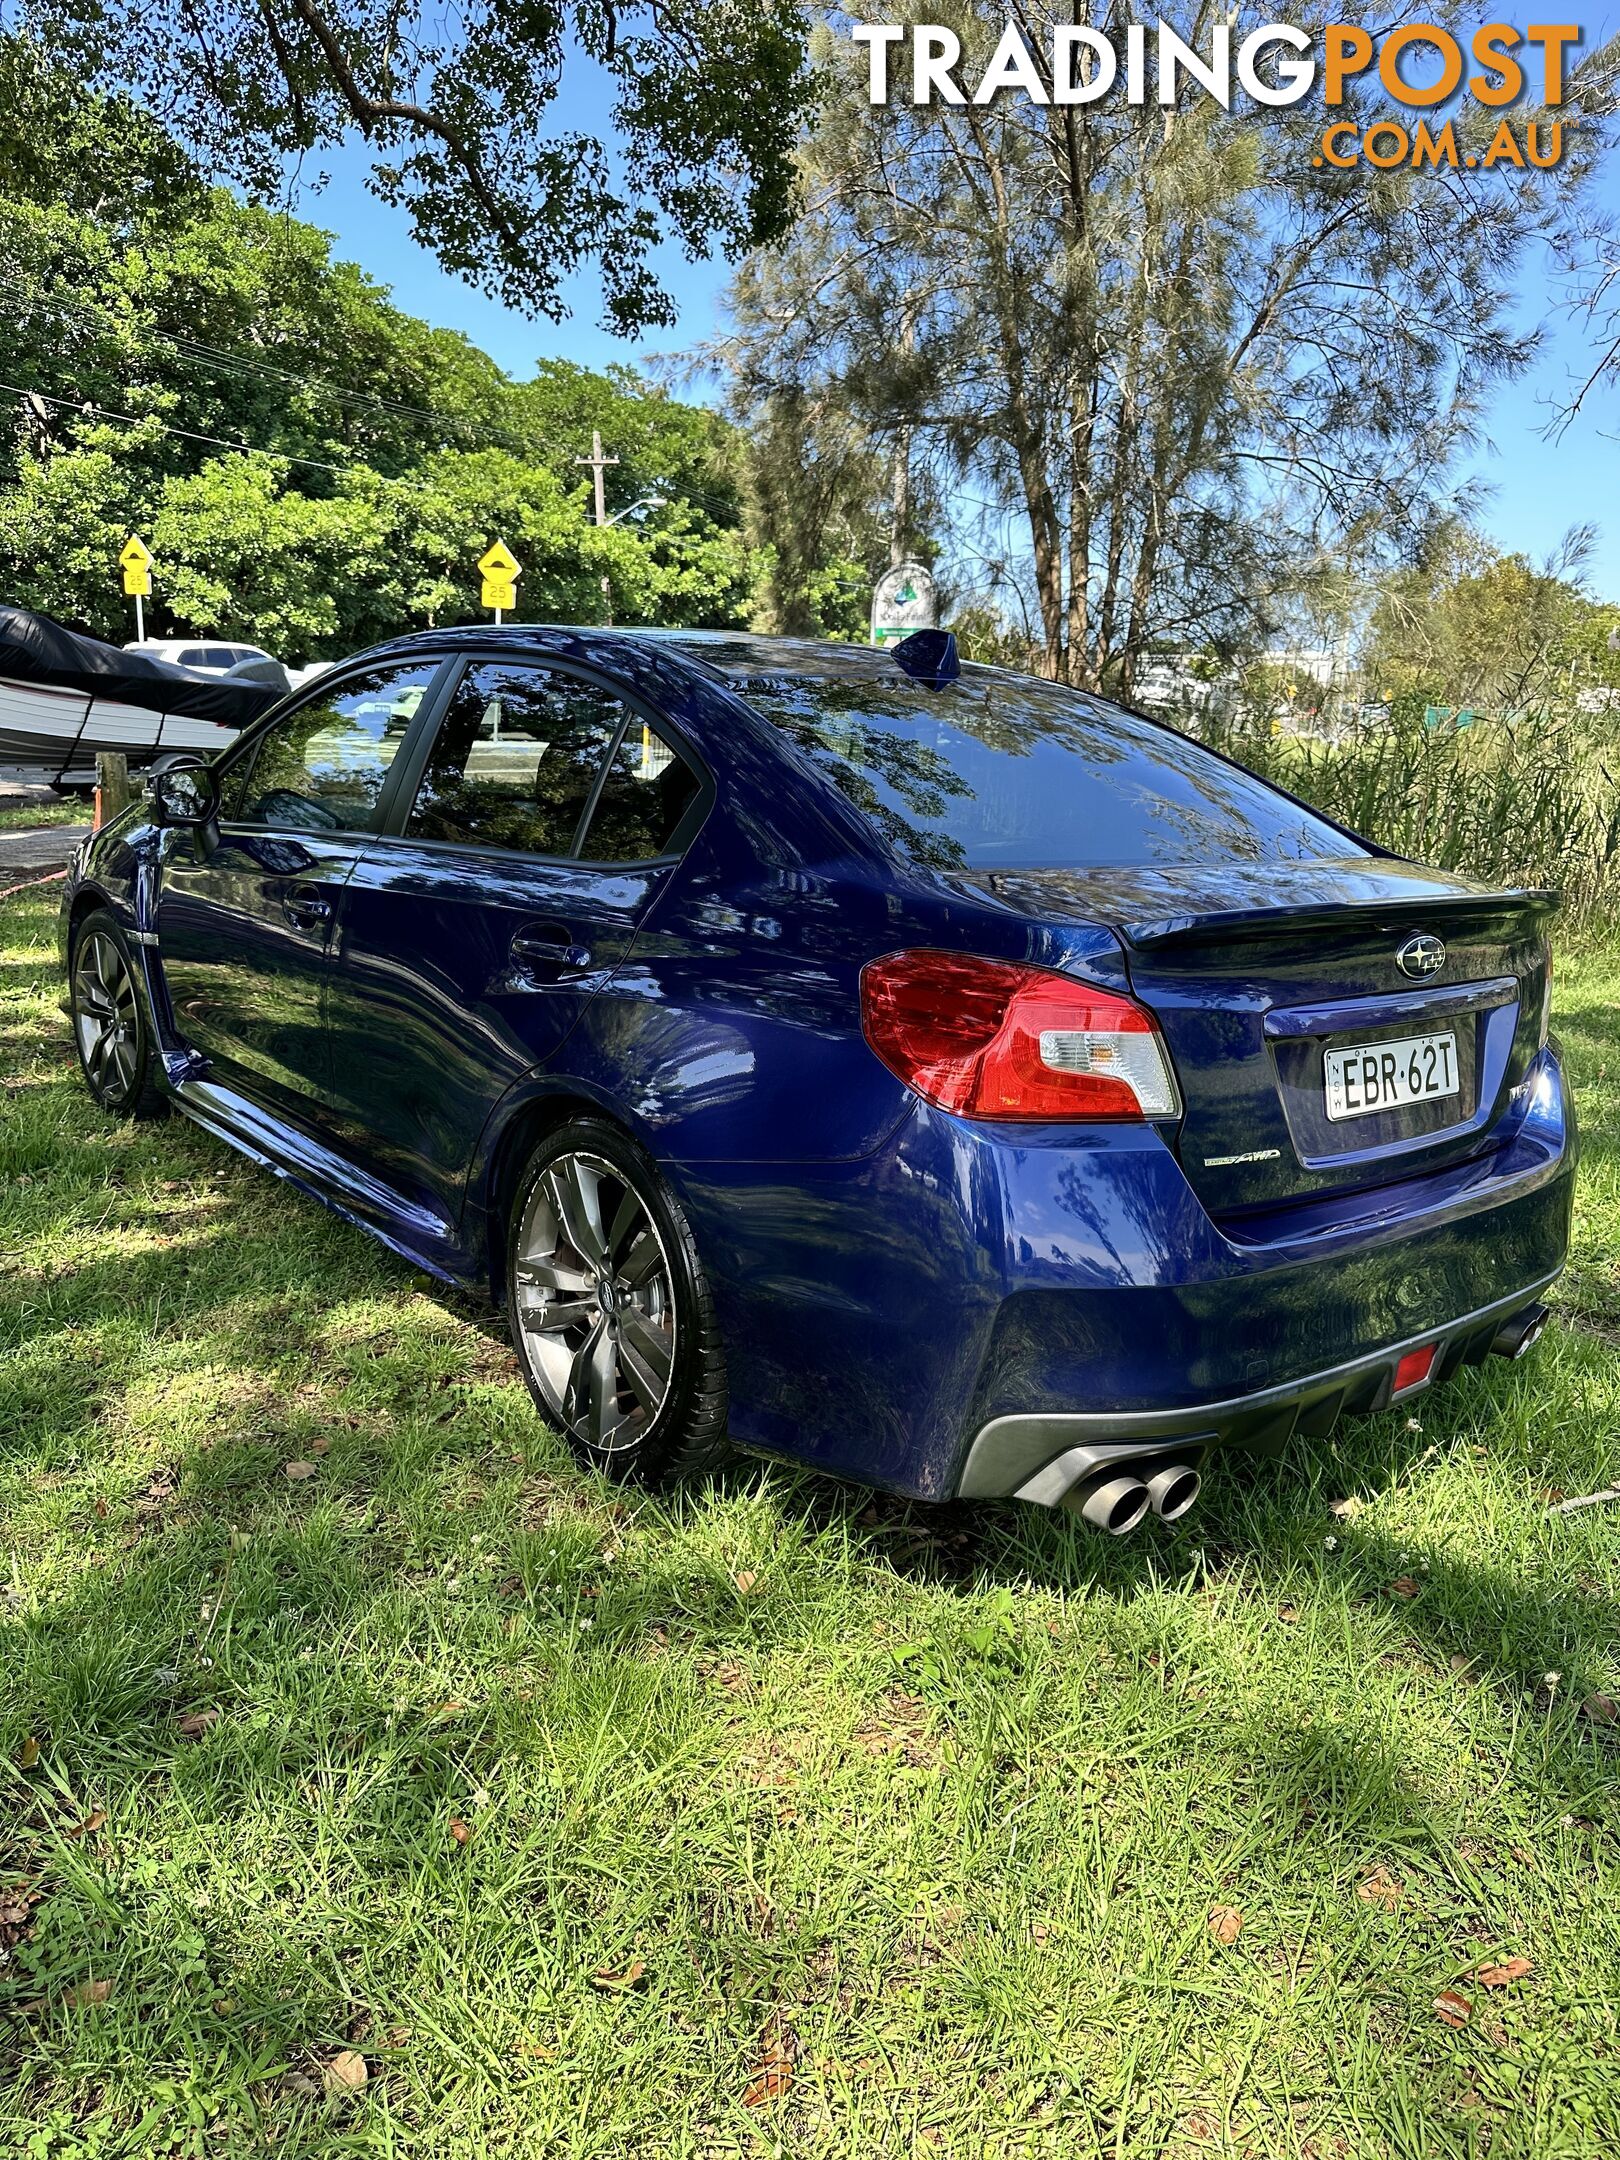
left=150, top=761, right=220, bottom=828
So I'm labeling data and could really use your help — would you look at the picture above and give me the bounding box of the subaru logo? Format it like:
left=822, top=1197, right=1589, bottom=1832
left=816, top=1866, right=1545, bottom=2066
left=1397, top=934, right=1446, bottom=979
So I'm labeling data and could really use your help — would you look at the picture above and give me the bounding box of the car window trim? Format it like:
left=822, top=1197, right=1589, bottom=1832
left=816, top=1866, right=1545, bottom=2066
left=373, top=649, right=713, bottom=867
left=215, top=654, right=460, bottom=842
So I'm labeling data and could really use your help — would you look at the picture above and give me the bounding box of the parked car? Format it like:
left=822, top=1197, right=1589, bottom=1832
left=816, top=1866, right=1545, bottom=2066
left=124, top=637, right=276, bottom=677
left=58, top=628, right=1575, bottom=1530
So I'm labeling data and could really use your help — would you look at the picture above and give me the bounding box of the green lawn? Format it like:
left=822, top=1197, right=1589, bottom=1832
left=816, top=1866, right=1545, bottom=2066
left=0, top=801, right=87, bottom=833
left=2, top=883, right=1616, bottom=2160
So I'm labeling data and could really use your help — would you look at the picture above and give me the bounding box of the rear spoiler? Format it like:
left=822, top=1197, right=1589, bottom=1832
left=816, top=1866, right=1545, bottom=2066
left=1118, top=886, right=1560, bottom=950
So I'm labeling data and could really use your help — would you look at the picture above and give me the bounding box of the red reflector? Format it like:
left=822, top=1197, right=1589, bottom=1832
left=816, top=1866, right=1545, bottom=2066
left=1393, top=1345, right=1436, bottom=1394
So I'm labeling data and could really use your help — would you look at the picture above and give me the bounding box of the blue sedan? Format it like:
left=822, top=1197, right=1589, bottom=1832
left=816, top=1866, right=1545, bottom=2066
left=58, top=627, right=1575, bottom=1533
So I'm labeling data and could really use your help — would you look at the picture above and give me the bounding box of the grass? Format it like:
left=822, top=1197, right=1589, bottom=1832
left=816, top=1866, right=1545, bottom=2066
left=1193, top=706, right=1620, bottom=932
left=0, top=802, right=86, bottom=833
left=1, top=880, right=1617, bottom=2160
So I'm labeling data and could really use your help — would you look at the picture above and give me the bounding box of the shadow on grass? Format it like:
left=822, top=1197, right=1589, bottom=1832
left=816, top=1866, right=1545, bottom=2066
left=3, top=886, right=1617, bottom=2154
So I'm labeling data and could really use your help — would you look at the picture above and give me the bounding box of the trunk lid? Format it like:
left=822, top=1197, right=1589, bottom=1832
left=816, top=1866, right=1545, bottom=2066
left=963, top=859, right=1556, bottom=1216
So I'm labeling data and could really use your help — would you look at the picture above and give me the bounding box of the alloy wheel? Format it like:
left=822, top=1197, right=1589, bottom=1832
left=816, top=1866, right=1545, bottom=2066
left=73, top=929, right=140, bottom=1106
left=513, top=1150, right=677, bottom=1453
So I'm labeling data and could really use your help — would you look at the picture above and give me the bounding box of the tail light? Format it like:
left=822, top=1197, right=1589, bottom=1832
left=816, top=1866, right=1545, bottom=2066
left=860, top=949, right=1181, bottom=1122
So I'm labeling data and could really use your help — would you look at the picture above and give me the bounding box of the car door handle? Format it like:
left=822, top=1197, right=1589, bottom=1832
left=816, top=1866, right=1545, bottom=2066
left=283, top=883, right=333, bottom=931
left=510, top=923, right=592, bottom=973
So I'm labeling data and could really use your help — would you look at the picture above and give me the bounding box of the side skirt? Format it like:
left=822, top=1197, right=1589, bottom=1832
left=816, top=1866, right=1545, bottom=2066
left=172, top=1077, right=480, bottom=1291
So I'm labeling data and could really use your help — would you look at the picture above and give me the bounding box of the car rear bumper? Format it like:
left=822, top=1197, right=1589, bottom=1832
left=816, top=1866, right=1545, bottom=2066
left=956, top=1274, right=1558, bottom=1502
left=669, top=1044, right=1576, bottom=1504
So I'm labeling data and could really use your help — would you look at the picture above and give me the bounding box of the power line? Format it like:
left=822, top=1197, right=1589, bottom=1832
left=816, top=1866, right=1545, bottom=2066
left=0, top=273, right=749, bottom=522
left=0, top=273, right=497, bottom=445
left=0, top=377, right=375, bottom=479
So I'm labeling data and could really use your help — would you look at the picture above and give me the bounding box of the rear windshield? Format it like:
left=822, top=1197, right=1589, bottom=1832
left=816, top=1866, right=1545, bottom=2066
left=736, top=670, right=1367, bottom=873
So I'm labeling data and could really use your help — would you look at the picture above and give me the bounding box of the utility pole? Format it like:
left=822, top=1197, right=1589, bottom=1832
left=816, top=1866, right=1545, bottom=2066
left=576, top=430, right=619, bottom=626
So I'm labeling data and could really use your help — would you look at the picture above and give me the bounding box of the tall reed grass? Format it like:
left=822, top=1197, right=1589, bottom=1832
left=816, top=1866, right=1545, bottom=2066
left=1196, top=700, right=1620, bottom=934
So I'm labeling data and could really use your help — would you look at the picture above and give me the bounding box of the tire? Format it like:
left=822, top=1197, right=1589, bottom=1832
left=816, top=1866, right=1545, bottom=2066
left=69, top=908, right=167, bottom=1119
left=506, top=1117, right=729, bottom=1487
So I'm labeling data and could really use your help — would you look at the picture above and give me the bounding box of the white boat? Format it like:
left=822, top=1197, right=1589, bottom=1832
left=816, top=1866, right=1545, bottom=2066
left=0, top=605, right=282, bottom=784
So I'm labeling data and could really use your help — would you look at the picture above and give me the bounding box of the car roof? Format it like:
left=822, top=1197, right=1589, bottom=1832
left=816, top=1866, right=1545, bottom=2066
left=350, top=623, right=1022, bottom=695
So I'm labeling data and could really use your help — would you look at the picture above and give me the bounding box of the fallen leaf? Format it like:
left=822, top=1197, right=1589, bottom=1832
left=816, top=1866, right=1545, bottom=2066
left=732, top=1569, right=760, bottom=1596
left=175, top=1709, right=219, bottom=1740
left=77, top=1810, right=107, bottom=1837
left=64, top=1979, right=111, bottom=2008
left=1357, top=1867, right=1404, bottom=1909
left=449, top=1818, right=470, bottom=1846
left=742, top=2018, right=795, bottom=2106
left=283, top=1460, right=318, bottom=1481
left=323, top=2049, right=368, bottom=2093
left=590, top=1958, right=647, bottom=1991
left=1433, top=1989, right=1473, bottom=2028
left=16, top=1736, right=39, bottom=1770
left=1582, top=1691, right=1617, bottom=1725
left=0, top=1904, right=28, bottom=1926
left=1478, top=1957, right=1533, bottom=1987
left=1207, top=1904, right=1243, bottom=1945
left=1390, top=1576, right=1421, bottom=1599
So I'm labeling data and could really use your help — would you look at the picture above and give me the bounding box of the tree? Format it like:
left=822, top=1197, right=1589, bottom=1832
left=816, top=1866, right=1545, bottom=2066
left=25, top=2, right=812, bottom=330
left=1366, top=523, right=1620, bottom=714
left=715, top=5, right=1615, bottom=693
left=0, top=45, right=773, bottom=654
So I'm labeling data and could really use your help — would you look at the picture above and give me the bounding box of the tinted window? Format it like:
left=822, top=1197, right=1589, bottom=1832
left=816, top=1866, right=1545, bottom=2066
left=578, top=721, right=700, bottom=861
left=737, top=670, right=1367, bottom=873
left=221, top=662, right=439, bottom=832
left=406, top=663, right=624, bottom=857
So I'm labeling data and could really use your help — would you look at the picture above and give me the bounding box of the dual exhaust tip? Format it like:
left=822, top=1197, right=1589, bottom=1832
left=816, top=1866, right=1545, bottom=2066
left=1491, top=1301, right=1550, bottom=1362
left=1064, top=1459, right=1201, bottom=1537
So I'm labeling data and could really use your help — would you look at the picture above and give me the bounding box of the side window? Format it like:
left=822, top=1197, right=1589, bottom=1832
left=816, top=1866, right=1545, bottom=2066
left=578, top=720, right=701, bottom=862
left=220, top=662, right=440, bottom=833
left=404, top=663, right=625, bottom=857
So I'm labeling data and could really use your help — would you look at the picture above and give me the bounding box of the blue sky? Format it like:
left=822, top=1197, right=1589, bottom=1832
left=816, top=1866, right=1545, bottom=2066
left=304, top=125, right=1620, bottom=597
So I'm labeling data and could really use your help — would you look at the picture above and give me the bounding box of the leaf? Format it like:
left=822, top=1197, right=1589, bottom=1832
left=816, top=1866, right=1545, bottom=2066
left=590, top=1957, right=647, bottom=1992
left=1433, top=1989, right=1473, bottom=2028
left=1207, top=1904, right=1243, bottom=1945
left=175, top=1709, right=219, bottom=1739
left=1357, top=1867, right=1403, bottom=1909
left=742, top=2018, right=795, bottom=2106
left=732, top=1570, right=760, bottom=1596
left=64, top=1979, right=111, bottom=2008
left=283, top=1460, right=318, bottom=1480
left=1582, top=1691, right=1617, bottom=1725
left=1390, top=1576, right=1422, bottom=1599
left=449, top=1818, right=470, bottom=1846
left=16, top=1736, right=39, bottom=1770
left=1478, top=1957, right=1533, bottom=1987
left=323, top=2049, right=368, bottom=2093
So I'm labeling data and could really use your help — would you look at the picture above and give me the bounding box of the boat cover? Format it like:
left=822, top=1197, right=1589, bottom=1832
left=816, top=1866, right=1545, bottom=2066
left=0, top=604, right=282, bottom=775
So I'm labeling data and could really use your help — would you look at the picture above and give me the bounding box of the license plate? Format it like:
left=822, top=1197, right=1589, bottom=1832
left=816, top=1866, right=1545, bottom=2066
left=1324, top=1030, right=1460, bottom=1121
